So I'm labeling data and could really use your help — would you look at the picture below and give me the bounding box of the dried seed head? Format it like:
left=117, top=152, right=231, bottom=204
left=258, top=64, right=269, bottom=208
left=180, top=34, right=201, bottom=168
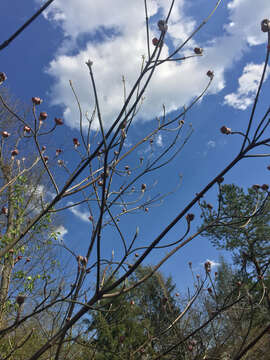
left=207, top=203, right=213, bottom=210
left=261, top=19, right=270, bottom=32
left=207, top=287, right=213, bottom=294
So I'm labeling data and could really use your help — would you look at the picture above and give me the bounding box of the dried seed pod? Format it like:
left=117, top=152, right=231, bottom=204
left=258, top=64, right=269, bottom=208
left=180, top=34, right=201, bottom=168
left=141, top=183, right=146, bottom=191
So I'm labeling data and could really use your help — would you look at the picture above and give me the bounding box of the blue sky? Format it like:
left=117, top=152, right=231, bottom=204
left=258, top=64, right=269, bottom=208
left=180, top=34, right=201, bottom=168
left=1, top=0, right=269, bottom=291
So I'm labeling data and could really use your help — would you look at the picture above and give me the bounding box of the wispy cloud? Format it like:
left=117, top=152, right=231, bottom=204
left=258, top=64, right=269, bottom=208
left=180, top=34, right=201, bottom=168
left=207, top=140, right=216, bottom=149
left=224, top=62, right=270, bottom=110
left=68, top=202, right=90, bottom=222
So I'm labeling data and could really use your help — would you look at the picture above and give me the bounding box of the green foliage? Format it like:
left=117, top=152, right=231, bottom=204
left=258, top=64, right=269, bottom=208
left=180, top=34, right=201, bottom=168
left=200, top=184, right=270, bottom=267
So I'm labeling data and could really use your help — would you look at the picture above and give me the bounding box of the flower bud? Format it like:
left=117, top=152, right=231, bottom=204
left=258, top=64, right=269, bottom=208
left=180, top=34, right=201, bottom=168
left=39, top=112, right=48, bottom=121
left=23, top=126, right=31, bottom=133
left=261, top=19, right=270, bottom=32
left=32, top=97, right=42, bottom=105
left=11, top=149, right=19, bottom=156
left=252, top=184, right=260, bottom=190
left=73, top=138, right=80, bottom=147
left=220, top=126, right=232, bottom=135
left=0, top=72, right=7, bottom=84
left=152, top=37, right=159, bottom=46
left=194, top=47, right=203, bottom=55
left=141, top=183, right=146, bottom=191
left=206, top=70, right=214, bottom=79
left=261, top=184, right=269, bottom=191
left=2, top=131, right=10, bottom=138
left=54, top=118, right=63, bottom=126
left=217, top=176, right=224, bottom=184
left=16, top=295, right=25, bottom=305
left=157, top=20, right=168, bottom=32
left=186, top=213, right=195, bottom=223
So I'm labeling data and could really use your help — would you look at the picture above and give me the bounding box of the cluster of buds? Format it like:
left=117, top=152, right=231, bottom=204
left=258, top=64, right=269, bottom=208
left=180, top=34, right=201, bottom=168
left=186, top=213, right=195, bottom=223
left=204, top=261, right=211, bottom=273
left=0, top=72, right=7, bottom=84
left=261, top=19, right=270, bottom=32
left=157, top=20, right=168, bottom=32
left=220, top=126, right=232, bottom=135
left=194, top=47, right=203, bottom=55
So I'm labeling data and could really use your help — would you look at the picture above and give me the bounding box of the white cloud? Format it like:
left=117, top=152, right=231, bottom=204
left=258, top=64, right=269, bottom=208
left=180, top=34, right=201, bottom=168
left=156, top=134, right=163, bottom=147
left=207, top=140, right=216, bottom=149
left=224, top=63, right=270, bottom=110
left=55, top=225, right=68, bottom=240
left=41, top=0, right=270, bottom=130
left=68, top=202, right=90, bottom=222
